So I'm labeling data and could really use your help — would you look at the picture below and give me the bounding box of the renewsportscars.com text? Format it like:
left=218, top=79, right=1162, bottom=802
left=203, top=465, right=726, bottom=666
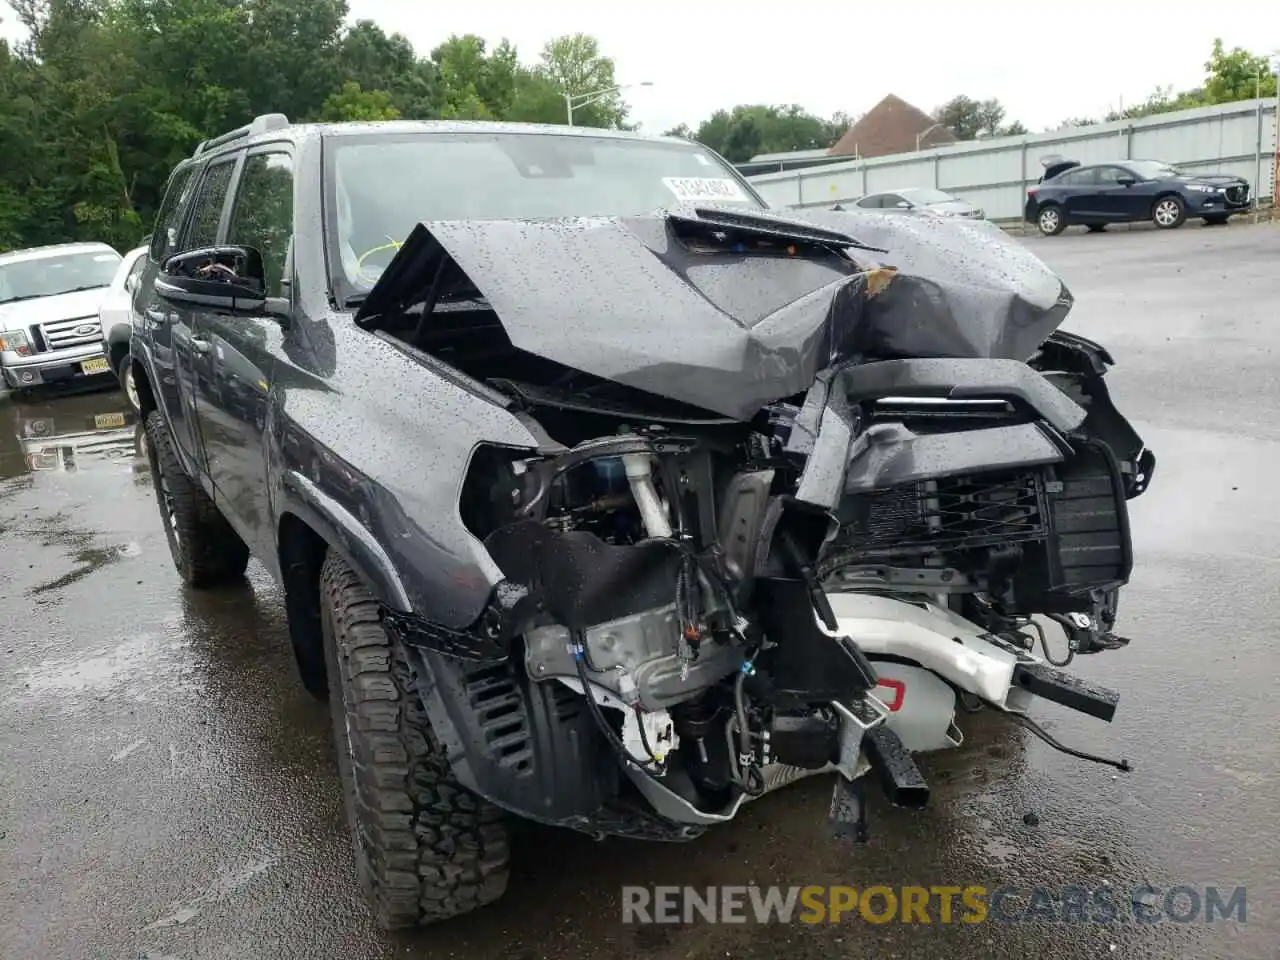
left=621, top=885, right=1247, bottom=925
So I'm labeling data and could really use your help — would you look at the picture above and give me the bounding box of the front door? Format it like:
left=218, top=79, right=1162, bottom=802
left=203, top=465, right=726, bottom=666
left=1094, top=166, right=1142, bottom=220
left=191, top=147, right=296, bottom=559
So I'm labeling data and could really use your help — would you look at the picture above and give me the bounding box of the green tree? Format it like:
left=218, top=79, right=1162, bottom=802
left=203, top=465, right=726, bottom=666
left=429, top=34, right=510, bottom=120
left=823, top=110, right=855, bottom=144
left=1103, top=38, right=1276, bottom=123
left=686, top=104, right=849, bottom=162
left=336, top=20, right=437, bottom=118
left=933, top=95, right=1025, bottom=139
left=320, top=80, right=400, bottom=122
left=535, top=32, right=626, bottom=128
left=1202, top=38, right=1277, bottom=102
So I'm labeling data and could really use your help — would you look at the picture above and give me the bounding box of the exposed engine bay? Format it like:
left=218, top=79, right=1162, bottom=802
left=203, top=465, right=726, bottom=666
left=362, top=204, right=1155, bottom=840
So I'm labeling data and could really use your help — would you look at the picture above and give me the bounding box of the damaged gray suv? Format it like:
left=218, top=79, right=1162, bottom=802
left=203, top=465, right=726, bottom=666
left=129, top=115, right=1156, bottom=930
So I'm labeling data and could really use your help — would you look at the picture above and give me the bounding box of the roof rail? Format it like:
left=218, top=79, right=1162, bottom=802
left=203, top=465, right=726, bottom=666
left=193, top=113, right=290, bottom=158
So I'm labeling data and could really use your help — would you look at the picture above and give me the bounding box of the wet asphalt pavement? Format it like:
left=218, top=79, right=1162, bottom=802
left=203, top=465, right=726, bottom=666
left=2, top=221, right=1279, bottom=960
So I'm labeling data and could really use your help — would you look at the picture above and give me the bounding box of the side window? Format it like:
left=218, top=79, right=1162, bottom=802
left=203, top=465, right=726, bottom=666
left=857, top=195, right=883, bottom=209
left=149, top=166, right=196, bottom=262
left=1096, top=167, right=1129, bottom=185
left=226, top=152, right=294, bottom=298
left=184, top=160, right=238, bottom=251
left=884, top=194, right=908, bottom=208
left=1059, top=167, right=1098, bottom=186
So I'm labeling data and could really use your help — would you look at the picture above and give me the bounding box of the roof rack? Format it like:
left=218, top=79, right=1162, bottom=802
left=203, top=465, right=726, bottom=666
left=193, top=113, right=290, bottom=158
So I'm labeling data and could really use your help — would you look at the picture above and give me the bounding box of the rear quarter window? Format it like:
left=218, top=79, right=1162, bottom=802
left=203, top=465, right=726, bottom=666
left=1054, top=168, right=1097, bottom=186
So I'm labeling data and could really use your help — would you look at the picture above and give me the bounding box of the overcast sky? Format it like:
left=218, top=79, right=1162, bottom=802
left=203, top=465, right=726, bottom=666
left=5, top=0, right=1278, bottom=134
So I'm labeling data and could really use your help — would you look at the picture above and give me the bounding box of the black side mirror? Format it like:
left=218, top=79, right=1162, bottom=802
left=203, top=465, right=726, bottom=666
left=1115, top=176, right=1137, bottom=187
left=156, top=245, right=267, bottom=312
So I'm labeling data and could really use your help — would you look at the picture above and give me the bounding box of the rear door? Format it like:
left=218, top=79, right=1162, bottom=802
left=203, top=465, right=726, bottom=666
left=1055, top=166, right=1103, bottom=219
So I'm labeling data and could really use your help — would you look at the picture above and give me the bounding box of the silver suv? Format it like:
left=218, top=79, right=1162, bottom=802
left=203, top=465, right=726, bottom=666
left=0, top=241, right=123, bottom=392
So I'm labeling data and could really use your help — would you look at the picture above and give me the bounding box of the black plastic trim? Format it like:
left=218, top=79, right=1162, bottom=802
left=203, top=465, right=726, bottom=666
left=837, top=358, right=1087, bottom=433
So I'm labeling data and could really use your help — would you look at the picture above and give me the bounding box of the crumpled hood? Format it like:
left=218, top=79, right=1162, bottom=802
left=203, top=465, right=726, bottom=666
left=0, top=288, right=108, bottom=329
left=354, top=204, right=1072, bottom=421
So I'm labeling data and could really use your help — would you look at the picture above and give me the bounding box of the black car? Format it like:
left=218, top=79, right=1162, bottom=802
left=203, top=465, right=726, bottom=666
left=129, top=115, right=1154, bottom=931
left=1025, top=157, right=1252, bottom=235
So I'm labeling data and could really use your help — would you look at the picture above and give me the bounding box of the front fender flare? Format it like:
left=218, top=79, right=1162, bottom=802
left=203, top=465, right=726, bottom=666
left=278, top=468, right=411, bottom=611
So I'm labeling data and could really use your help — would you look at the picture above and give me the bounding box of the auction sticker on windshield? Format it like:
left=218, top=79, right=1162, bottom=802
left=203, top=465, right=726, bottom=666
left=663, top=177, right=748, bottom=203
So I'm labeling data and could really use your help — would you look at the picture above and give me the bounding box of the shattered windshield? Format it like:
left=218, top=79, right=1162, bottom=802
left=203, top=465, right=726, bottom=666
left=0, top=250, right=122, bottom=304
left=325, top=131, right=764, bottom=292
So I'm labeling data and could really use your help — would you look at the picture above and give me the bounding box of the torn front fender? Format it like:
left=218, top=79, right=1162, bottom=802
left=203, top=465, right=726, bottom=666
left=1030, top=330, right=1156, bottom=498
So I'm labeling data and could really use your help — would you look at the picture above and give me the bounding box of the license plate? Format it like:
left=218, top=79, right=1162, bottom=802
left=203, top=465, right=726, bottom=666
left=81, top=357, right=110, bottom=374
left=94, top=412, right=126, bottom=429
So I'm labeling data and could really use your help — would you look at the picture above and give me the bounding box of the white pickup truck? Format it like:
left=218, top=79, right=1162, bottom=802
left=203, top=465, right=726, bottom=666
left=0, top=241, right=122, bottom=393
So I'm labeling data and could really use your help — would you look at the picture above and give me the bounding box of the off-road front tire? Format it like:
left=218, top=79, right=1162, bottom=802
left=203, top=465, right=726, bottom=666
left=319, top=551, right=510, bottom=930
left=143, top=410, right=250, bottom=587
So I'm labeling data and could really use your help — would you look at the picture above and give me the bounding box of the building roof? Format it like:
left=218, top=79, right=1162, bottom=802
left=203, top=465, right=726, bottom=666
left=828, top=94, right=957, bottom=159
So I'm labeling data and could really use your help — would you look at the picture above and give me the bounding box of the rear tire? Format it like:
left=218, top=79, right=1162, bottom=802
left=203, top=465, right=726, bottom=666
left=319, top=551, right=510, bottom=930
left=1037, top=204, right=1066, bottom=236
left=143, top=410, right=250, bottom=587
left=1152, top=195, right=1186, bottom=229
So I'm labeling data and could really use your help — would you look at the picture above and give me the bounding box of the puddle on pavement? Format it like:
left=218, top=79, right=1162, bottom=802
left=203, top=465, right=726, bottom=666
left=0, top=385, right=144, bottom=481
left=10, top=511, right=139, bottom=599
left=4, top=627, right=198, bottom=704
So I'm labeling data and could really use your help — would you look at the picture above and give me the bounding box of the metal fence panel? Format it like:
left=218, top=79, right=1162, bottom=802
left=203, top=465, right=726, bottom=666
left=748, top=99, right=1278, bottom=222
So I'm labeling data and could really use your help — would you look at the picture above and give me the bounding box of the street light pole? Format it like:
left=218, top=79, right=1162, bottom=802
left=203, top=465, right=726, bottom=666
left=916, top=122, right=946, bottom=151
left=1272, top=54, right=1280, bottom=221
left=1255, top=67, right=1265, bottom=223
left=563, top=81, right=653, bottom=126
